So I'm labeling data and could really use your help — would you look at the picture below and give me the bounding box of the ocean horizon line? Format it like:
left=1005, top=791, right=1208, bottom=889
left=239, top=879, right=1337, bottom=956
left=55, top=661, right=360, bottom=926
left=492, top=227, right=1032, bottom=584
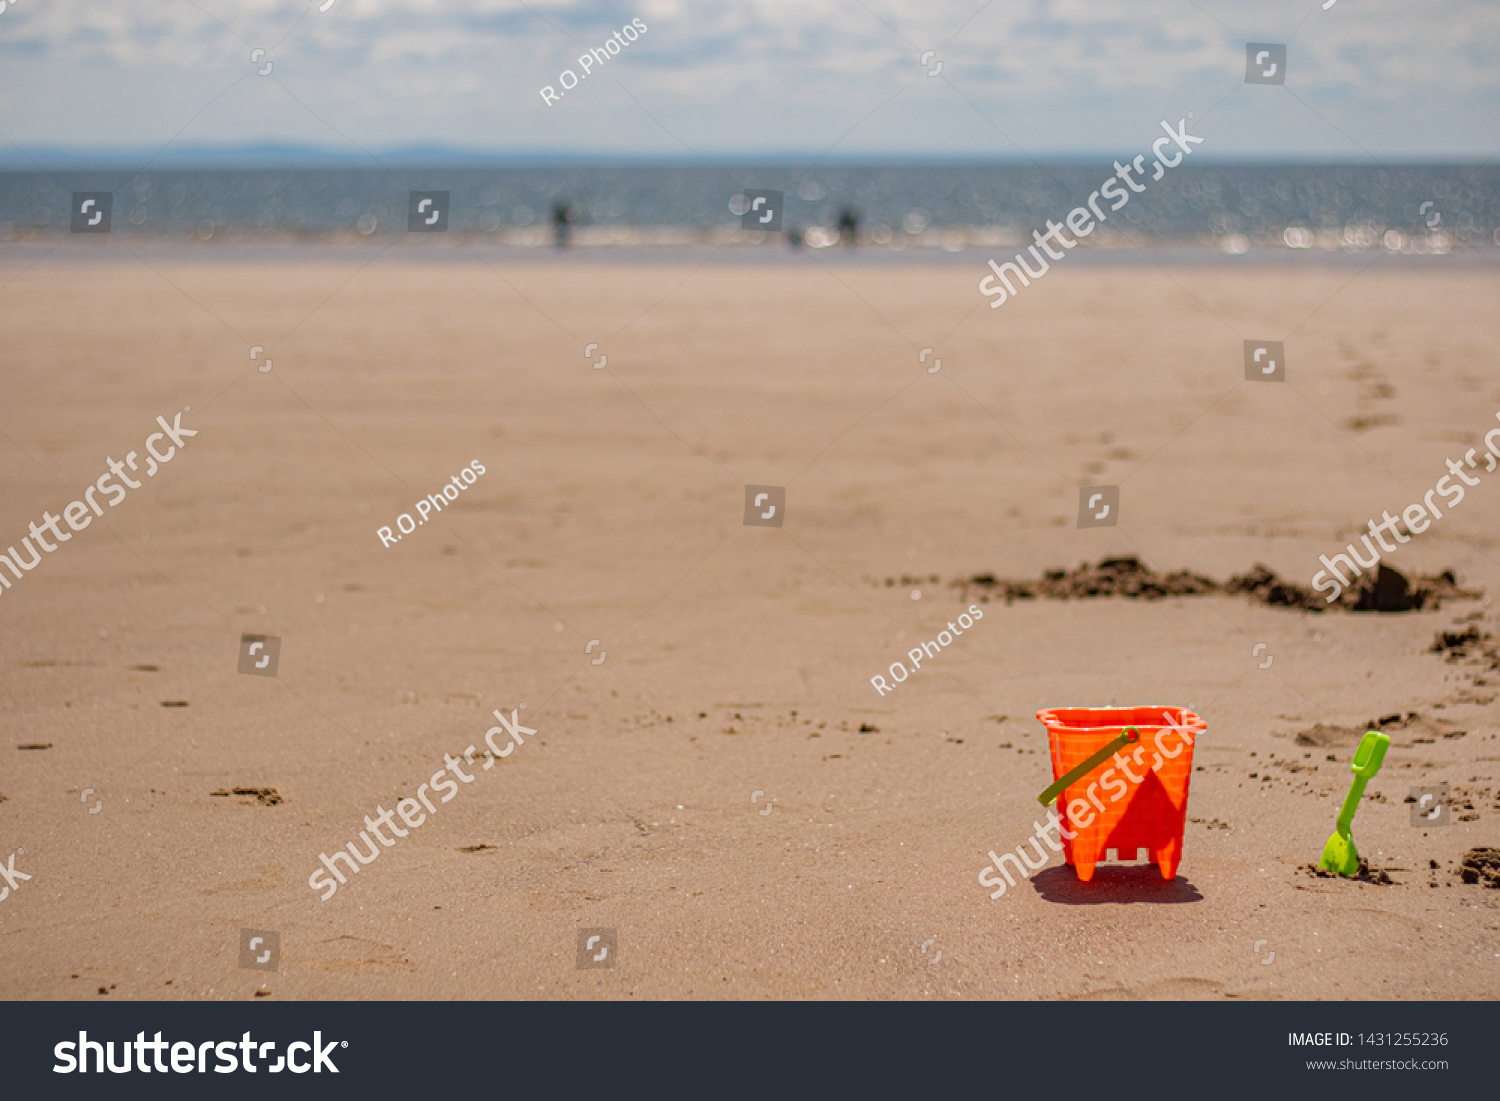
left=2, top=145, right=1494, bottom=170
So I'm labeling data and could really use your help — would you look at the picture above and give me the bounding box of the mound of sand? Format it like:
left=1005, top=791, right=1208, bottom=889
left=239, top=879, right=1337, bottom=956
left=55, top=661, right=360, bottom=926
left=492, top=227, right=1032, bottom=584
left=1290, top=711, right=1468, bottom=748
left=1430, top=623, right=1500, bottom=670
left=1302, top=861, right=1397, bottom=885
left=948, top=559, right=1480, bottom=613
left=1459, top=848, right=1500, bottom=889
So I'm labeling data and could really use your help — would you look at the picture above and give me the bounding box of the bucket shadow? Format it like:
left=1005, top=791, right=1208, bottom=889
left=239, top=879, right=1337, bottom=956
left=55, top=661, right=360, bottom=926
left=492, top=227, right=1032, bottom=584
left=1028, top=864, right=1204, bottom=905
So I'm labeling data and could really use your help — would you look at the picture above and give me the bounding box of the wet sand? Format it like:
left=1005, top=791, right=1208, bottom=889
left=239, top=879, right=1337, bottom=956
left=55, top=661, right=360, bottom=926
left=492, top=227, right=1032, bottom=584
left=1, top=254, right=1498, bottom=1000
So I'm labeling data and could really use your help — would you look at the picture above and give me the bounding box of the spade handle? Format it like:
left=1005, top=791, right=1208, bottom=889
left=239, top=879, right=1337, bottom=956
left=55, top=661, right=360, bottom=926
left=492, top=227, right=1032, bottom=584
left=1335, top=731, right=1389, bottom=836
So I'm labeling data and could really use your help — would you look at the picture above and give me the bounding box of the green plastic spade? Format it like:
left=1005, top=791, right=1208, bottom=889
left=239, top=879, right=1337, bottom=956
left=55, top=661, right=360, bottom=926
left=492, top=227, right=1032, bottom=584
left=1318, top=729, right=1390, bottom=876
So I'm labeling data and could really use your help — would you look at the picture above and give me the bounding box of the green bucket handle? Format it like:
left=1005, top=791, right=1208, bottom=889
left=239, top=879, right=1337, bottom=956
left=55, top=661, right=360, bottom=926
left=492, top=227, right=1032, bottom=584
left=1038, top=726, right=1141, bottom=807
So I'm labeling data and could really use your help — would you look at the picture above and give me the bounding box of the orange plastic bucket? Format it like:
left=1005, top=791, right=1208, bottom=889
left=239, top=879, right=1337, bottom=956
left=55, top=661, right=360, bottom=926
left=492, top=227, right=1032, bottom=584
left=1035, top=706, right=1204, bottom=881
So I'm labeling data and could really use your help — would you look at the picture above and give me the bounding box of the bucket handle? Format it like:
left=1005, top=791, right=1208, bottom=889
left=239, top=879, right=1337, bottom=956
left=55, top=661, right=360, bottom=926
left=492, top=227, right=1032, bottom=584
left=1037, top=727, right=1140, bottom=807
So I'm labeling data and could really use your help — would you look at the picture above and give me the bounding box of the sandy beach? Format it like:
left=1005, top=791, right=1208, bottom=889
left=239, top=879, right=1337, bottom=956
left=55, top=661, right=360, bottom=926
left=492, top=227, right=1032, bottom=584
left=1, top=252, right=1498, bottom=1000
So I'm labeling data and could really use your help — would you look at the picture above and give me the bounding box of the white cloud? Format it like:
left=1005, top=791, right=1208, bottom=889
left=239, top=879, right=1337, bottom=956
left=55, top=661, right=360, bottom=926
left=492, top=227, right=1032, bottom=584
left=0, top=0, right=1496, bottom=157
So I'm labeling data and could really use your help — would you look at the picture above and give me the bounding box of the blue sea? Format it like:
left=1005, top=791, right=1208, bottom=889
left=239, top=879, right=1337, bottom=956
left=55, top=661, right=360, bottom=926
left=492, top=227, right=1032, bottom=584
left=3, top=163, right=1497, bottom=254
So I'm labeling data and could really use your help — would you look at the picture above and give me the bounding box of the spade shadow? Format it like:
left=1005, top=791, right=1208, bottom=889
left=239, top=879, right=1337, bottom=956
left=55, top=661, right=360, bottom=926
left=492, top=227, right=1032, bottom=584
left=1028, top=863, right=1204, bottom=905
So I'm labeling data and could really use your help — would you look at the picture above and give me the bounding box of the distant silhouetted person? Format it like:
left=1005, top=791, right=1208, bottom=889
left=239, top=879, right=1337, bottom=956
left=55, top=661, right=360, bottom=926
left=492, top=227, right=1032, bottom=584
left=837, top=206, right=860, bottom=246
left=786, top=225, right=804, bottom=249
left=552, top=201, right=577, bottom=248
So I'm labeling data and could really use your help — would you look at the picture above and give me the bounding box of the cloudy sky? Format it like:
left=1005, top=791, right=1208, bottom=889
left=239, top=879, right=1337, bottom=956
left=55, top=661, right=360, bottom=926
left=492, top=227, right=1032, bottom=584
left=0, top=0, right=1496, bottom=162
